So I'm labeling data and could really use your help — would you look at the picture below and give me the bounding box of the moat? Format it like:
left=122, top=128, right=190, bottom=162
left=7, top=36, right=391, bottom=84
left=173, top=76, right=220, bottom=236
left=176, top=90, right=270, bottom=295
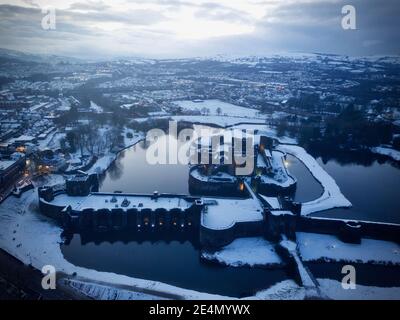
left=61, top=133, right=400, bottom=296
left=98, top=139, right=400, bottom=224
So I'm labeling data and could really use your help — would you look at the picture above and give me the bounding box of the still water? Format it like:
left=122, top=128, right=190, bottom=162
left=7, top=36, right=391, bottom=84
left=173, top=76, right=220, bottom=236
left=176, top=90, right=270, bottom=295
left=62, top=234, right=289, bottom=297
left=63, top=136, right=289, bottom=297
left=281, top=152, right=400, bottom=224
left=99, top=140, right=190, bottom=195
left=62, top=135, right=400, bottom=296
left=313, top=158, right=400, bottom=224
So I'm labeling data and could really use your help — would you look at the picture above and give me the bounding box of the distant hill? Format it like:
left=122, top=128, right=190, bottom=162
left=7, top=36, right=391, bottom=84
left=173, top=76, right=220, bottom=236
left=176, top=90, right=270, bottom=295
left=0, top=48, right=84, bottom=64
left=0, top=47, right=398, bottom=66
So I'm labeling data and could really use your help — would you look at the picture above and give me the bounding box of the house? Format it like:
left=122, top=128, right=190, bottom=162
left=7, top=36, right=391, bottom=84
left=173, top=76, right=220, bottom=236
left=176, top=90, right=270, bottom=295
left=0, top=156, right=26, bottom=186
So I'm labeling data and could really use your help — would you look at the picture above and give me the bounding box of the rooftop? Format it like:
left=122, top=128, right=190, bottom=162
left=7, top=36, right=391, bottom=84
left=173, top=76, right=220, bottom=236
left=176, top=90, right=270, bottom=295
left=43, top=192, right=198, bottom=212
left=0, top=159, right=17, bottom=171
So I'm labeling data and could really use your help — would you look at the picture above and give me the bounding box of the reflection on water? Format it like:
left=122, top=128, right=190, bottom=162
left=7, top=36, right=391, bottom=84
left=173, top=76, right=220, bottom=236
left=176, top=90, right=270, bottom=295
left=63, top=136, right=400, bottom=295
left=285, top=155, right=323, bottom=203
left=65, top=133, right=294, bottom=296
left=313, top=158, right=400, bottom=224
left=100, top=139, right=190, bottom=195
left=62, top=234, right=289, bottom=298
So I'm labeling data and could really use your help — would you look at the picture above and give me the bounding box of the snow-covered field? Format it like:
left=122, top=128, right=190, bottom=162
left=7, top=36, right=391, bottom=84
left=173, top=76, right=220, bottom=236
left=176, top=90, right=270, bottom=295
left=134, top=114, right=297, bottom=145
left=277, top=145, right=352, bottom=215
left=137, top=115, right=267, bottom=128
left=371, top=146, right=400, bottom=162
left=297, top=232, right=400, bottom=265
left=173, top=100, right=263, bottom=118
left=201, top=238, right=283, bottom=267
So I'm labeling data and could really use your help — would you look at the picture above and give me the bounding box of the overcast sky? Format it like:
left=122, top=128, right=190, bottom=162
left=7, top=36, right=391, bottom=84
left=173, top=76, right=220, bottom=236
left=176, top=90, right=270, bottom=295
left=0, top=0, right=399, bottom=59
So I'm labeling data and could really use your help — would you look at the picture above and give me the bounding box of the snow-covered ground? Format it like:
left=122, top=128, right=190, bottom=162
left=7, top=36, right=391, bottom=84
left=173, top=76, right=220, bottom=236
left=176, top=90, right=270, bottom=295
left=296, top=232, right=400, bottom=265
left=86, top=153, right=117, bottom=175
left=371, top=146, right=400, bottom=162
left=232, top=124, right=297, bottom=144
left=46, top=132, right=66, bottom=150
left=259, top=150, right=297, bottom=188
left=64, top=279, right=167, bottom=300
left=0, top=190, right=232, bottom=300
left=170, top=115, right=267, bottom=128
left=0, top=191, right=398, bottom=300
left=276, top=145, right=352, bottom=215
left=37, top=129, right=59, bottom=151
left=318, top=279, right=400, bottom=300
left=201, top=238, right=283, bottom=267
left=251, top=278, right=400, bottom=300
left=260, top=195, right=281, bottom=209
left=173, top=100, right=263, bottom=118
left=201, top=197, right=263, bottom=230
left=90, top=101, right=104, bottom=113
left=248, top=280, right=306, bottom=300
left=135, top=115, right=296, bottom=145
left=123, top=127, right=143, bottom=148
left=86, top=129, right=144, bottom=175
left=135, top=115, right=266, bottom=128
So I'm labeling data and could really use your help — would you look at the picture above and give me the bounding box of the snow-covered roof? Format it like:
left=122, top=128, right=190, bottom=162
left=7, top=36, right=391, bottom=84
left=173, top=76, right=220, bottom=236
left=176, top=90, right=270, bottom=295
left=9, top=135, right=36, bottom=143
left=260, top=195, right=281, bottom=209
left=47, top=193, right=196, bottom=212
left=0, top=159, right=17, bottom=171
left=201, top=197, right=263, bottom=230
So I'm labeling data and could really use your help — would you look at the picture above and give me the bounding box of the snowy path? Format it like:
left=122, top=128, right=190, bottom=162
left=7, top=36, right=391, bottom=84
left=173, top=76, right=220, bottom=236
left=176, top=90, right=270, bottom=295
left=279, top=237, right=322, bottom=299
left=276, top=145, right=352, bottom=215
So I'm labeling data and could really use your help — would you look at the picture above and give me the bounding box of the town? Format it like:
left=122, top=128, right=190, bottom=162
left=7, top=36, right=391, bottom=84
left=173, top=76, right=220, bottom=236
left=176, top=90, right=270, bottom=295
left=0, top=48, right=399, bottom=301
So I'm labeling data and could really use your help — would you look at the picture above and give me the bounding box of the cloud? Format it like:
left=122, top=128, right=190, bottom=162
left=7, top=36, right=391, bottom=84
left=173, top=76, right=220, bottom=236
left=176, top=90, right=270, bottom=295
left=194, top=3, right=252, bottom=24
left=68, top=1, right=110, bottom=12
left=0, top=0, right=398, bottom=58
left=225, top=0, right=400, bottom=56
